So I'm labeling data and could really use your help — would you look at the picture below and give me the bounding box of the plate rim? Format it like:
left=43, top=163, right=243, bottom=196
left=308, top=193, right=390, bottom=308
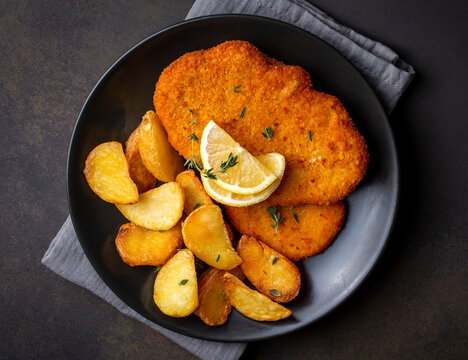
left=67, top=13, right=400, bottom=342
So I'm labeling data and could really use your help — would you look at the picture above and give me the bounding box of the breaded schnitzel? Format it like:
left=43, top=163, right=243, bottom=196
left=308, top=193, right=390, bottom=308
left=154, top=40, right=368, bottom=206
left=225, top=201, right=345, bottom=261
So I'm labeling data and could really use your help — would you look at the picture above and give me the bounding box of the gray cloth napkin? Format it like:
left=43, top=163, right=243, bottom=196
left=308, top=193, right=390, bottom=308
left=42, top=1, right=415, bottom=359
left=188, top=0, right=415, bottom=113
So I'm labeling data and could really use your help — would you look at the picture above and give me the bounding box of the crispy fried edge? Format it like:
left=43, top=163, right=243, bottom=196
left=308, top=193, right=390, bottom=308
left=237, top=235, right=300, bottom=303
left=223, top=272, right=291, bottom=321
left=115, top=222, right=183, bottom=266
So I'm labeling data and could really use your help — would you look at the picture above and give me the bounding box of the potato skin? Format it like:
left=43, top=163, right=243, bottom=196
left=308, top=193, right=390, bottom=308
left=125, top=125, right=156, bottom=193
left=237, top=235, right=300, bottom=303
left=139, top=110, right=184, bottom=182
left=84, top=141, right=139, bottom=204
left=153, top=249, right=198, bottom=317
left=195, top=266, right=246, bottom=326
left=115, top=222, right=183, bottom=266
left=176, top=170, right=213, bottom=214
left=223, top=273, right=291, bottom=321
left=195, top=268, right=231, bottom=326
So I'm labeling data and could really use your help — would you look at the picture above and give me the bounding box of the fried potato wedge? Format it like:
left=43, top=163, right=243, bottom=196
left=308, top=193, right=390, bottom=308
left=176, top=170, right=213, bottom=214
left=116, top=182, right=184, bottom=230
left=84, top=141, right=138, bottom=204
left=195, top=268, right=231, bottom=326
left=195, top=266, right=246, bottom=326
left=182, top=205, right=242, bottom=270
left=223, top=273, right=291, bottom=321
left=237, top=235, right=300, bottom=303
left=153, top=249, right=198, bottom=317
left=115, top=222, right=183, bottom=266
left=125, top=125, right=156, bottom=193
left=139, top=110, right=184, bottom=182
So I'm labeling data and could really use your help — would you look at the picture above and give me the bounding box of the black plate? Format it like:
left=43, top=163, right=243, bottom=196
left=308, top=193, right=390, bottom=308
left=67, top=15, right=398, bottom=342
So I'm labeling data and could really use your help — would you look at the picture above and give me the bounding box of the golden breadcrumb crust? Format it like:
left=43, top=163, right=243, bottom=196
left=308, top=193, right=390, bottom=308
left=225, top=201, right=345, bottom=261
left=154, top=40, right=368, bottom=206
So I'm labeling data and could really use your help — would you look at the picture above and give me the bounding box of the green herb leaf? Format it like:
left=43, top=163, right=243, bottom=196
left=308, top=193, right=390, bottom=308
left=221, top=291, right=225, bottom=297
left=219, top=152, right=239, bottom=173
left=240, top=107, right=246, bottom=118
left=155, top=266, right=162, bottom=273
left=203, top=168, right=217, bottom=180
left=232, top=85, right=242, bottom=93
left=290, top=207, right=299, bottom=223
left=187, top=109, right=197, bottom=124
left=272, top=257, right=279, bottom=265
left=202, top=153, right=238, bottom=180
left=267, top=206, right=284, bottom=232
left=194, top=203, right=202, bottom=210
left=216, top=254, right=220, bottom=262
left=185, top=156, right=203, bottom=170
left=308, top=130, right=312, bottom=141
left=187, top=133, right=199, bottom=142
left=186, top=109, right=203, bottom=172
left=266, top=206, right=278, bottom=216
left=262, top=126, right=274, bottom=140
left=179, top=279, right=188, bottom=286
left=186, top=161, right=195, bottom=170
left=269, top=289, right=281, bottom=297
left=158, top=230, right=165, bottom=233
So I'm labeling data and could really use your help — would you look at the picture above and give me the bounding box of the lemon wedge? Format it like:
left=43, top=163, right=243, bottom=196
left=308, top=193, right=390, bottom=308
left=202, top=153, right=285, bottom=207
left=200, top=121, right=277, bottom=195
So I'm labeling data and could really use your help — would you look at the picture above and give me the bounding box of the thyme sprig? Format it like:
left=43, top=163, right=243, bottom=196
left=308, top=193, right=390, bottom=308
left=185, top=109, right=203, bottom=171
left=187, top=133, right=199, bottom=142
left=185, top=109, right=239, bottom=180
left=266, top=206, right=284, bottom=232
left=203, top=152, right=239, bottom=180
left=185, top=156, right=203, bottom=171
left=219, top=152, right=239, bottom=173
left=203, top=168, right=217, bottom=180
left=262, top=126, right=274, bottom=140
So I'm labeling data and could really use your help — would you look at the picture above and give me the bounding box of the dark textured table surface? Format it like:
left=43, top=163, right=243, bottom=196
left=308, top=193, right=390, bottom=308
left=1, top=1, right=467, bottom=359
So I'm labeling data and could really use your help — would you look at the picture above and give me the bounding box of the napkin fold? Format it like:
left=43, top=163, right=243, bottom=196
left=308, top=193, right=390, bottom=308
left=187, top=0, right=415, bottom=113
left=42, top=1, right=414, bottom=360
left=43, top=218, right=246, bottom=360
